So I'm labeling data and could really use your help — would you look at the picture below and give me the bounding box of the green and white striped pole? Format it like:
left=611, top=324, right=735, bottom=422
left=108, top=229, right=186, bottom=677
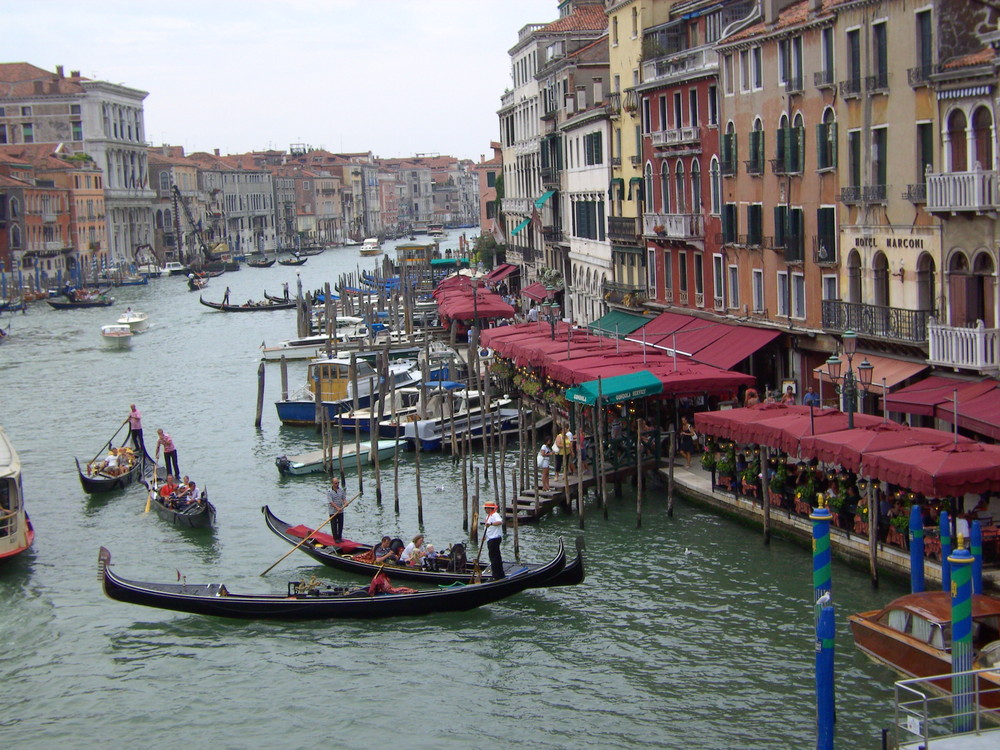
left=949, top=536, right=974, bottom=733
left=810, top=494, right=834, bottom=750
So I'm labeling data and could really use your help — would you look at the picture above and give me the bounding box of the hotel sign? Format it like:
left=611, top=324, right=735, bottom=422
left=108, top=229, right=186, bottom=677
left=841, top=227, right=940, bottom=256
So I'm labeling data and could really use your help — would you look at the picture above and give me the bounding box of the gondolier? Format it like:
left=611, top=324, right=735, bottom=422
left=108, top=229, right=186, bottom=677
left=483, top=501, right=505, bottom=580
left=128, top=404, right=145, bottom=453
left=155, top=428, right=179, bottom=477
left=326, top=477, right=347, bottom=542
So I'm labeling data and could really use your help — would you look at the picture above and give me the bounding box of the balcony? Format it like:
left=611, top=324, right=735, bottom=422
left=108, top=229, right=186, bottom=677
left=903, top=183, right=926, bottom=204
left=645, top=213, right=704, bottom=241
left=784, top=75, right=803, bottom=94
left=650, top=126, right=702, bottom=148
left=542, top=226, right=562, bottom=243
left=813, top=235, right=838, bottom=265
left=928, top=319, right=1000, bottom=373
left=630, top=155, right=641, bottom=166
left=814, top=69, right=835, bottom=89
left=642, top=47, right=719, bottom=86
left=606, top=92, right=621, bottom=118
left=720, top=159, right=737, bottom=177
left=611, top=156, right=621, bottom=167
left=840, top=186, right=862, bottom=204
left=864, top=185, right=888, bottom=203
left=502, top=198, right=531, bottom=214
left=540, top=166, right=560, bottom=185
left=602, top=280, right=648, bottom=309
left=695, top=291, right=705, bottom=308
left=866, top=71, right=889, bottom=93
left=745, top=157, right=765, bottom=176
left=780, top=236, right=804, bottom=263
left=770, top=157, right=792, bottom=176
left=738, top=233, right=762, bottom=248
left=926, top=169, right=999, bottom=213
left=42, top=211, right=57, bottom=223
left=822, top=299, right=932, bottom=343
left=839, top=78, right=862, bottom=98
left=609, top=215, right=641, bottom=246
left=908, top=63, right=937, bottom=87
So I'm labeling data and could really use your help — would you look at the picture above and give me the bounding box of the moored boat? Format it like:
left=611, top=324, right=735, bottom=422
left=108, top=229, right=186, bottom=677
left=262, top=506, right=584, bottom=587
left=99, top=538, right=567, bottom=620
left=400, top=390, right=518, bottom=451
left=849, top=590, right=1000, bottom=708
left=137, top=263, right=164, bottom=278
left=246, top=256, right=276, bottom=268
left=116, top=309, right=148, bottom=333
left=275, top=440, right=400, bottom=475
left=359, top=238, right=382, bottom=256
left=0, top=426, right=34, bottom=562
left=277, top=256, right=307, bottom=266
left=161, top=262, right=189, bottom=276
left=100, top=324, right=133, bottom=350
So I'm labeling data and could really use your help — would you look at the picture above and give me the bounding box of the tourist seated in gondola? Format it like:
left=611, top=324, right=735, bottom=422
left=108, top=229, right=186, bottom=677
left=422, top=545, right=438, bottom=570
left=373, top=536, right=399, bottom=565
left=159, top=475, right=179, bottom=500
left=401, top=534, right=426, bottom=567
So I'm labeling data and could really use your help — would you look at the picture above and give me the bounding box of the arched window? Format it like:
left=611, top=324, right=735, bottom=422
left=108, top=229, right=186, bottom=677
left=154, top=209, right=163, bottom=230
left=10, top=224, right=20, bottom=248
left=847, top=250, right=862, bottom=303
left=916, top=252, right=936, bottom=313
left=9, top=197, right=18, bottom=218
left=947, top=109, right=969, bottom=172
left=973, top=251, right=996, bottom=327
left=948, top=251, right=971, bottom=326
left=972, top=106, right=993, bottom=170
left=159, top=172, right=170, bottom=192
left=644, top=163, right=654, bottom=213
left=674, top=161, right=686, bottom=213
left=709, top=157, right=721, bottom=214
left=819, top=108, right=837, bottom=169
left=659, top=161, right=670, bottom=213
left=872, top=252, right=889, bottom=307
left=690, top=160, right=702, bottom=214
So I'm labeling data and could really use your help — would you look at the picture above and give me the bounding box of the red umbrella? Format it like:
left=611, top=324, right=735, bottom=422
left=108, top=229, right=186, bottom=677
left=859, top=441, right=1000, bottom=498
left=744, top=409, right=882, bottom=456
left=799, top=421, right=972, bottom=473
left=695, top=403, right=809, bottom=442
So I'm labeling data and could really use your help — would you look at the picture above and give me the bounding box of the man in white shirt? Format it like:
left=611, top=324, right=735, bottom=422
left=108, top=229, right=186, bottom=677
left=483, top=501, right=505, bottom=579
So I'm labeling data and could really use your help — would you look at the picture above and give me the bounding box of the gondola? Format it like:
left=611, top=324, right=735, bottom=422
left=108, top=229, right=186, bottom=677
left=98, top=540, right=566, bottom=621
left=187, top=276, right=208, bottom=291
left=146, top=487, right=216, bottom=529
left=263, top=292, right=293, bottom=304
left=76, top=446, right=151, bottom=494
left=47, top=297, right=114, bottom=309
left=262, top=505, right=584, bottom=588
left=246, top=257, right=276, bottom=268
left=198, top=296, right=296, bottom=312
left=277, top=256, right=307, bottom=267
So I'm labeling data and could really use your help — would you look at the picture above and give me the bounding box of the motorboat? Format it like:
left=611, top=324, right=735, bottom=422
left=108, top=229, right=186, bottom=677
left=849, top=590, right=1000, bottom=708
left=116, top=309, right=148, bottom=334
left=401, top=390, right=518, bottom=451
left=161, top=262, right=189, bottom=276
left=359, top=238, right=383, bottom=256
left=260, top=317, right=366, bottom=361
left=343, top=381, right=464, bottom=437
left=0, top=425, right=34, bottom=562
left=100, top=324, right=133, bottom=350
left=275, top=357, right=422, bottom=426
left=137, top=263, right=163, bottom=278
left=274, top=440, right=401, bottom=476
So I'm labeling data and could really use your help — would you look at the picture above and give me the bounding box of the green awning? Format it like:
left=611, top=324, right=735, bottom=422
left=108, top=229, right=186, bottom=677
left=627, top=176, right=644, bottom=201
left=511, top=217, right=531, bottom=236
left=566, top=370, right=663, bottom=406
left=535, top=190, right=556, bottom=208
left=608, top=177, right=624, bottom=199
left=588, top=309, right=649, bottom=337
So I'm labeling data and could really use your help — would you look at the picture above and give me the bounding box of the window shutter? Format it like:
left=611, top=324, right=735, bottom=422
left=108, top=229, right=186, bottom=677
left=774, top=205, right=787, bottom=247
left=795, top=127, right=805, bottom=172
left=830, top=122, right=838, bottom=170
left=782, top=127, right=793, bottom=172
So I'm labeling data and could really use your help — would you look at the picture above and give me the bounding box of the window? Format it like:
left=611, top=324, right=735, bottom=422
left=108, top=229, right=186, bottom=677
left=673, top=92, right=682, bottom=130
left=647, top=249, right=657, bottom=295
left=584, top=132, right=603, bottom=165
left=659, top=162, right=670, bottom=213
left=820, top=27, right=834, bottom=84
left=916, top=10, right=933, bottom=75
left=664, top=250, right=673, bottom=291
left=816, top=109, right=837, bottom=170
left=708, top=85, right=718, bottom=126
left=752, top=269, right=764, bottom=313
left=917, top=122, right=933, bottom=184
left=740, top=50, right=750, bottom=92
left=159, top=172, right=170, bottom=192
left=572, top=198, right=605, bottom=240
left=872, top=127, right=887, bottom=190
left=631, top=6, right=638, bottom=37
left=822, top=275, right=838, bottom=301
left=674, top=162, right=686, bottom=213
left=872, top=22, right=888, bottom=89
left=721, top=123, right=737, bottom=174
left=658, top=96, right=667, bottom=132
left=847, top=29, right=861, bottom=92
left=0, top=124, right=6, bottom=145
left=787, top=207, right=804, bottom=261
left=70, top=104, right=81, bottom=115
left=747, top=204, right=762, bottom=246
left=22, top=123, right=33, bottom=143
left=848, top=129, right=862, bottom=188
left=710, top=158, right=721, bottom=214
left=751, top=47, right=763, bottom=89
left=791, top=272, right=805, bottom=319
left=71, top=120, right=83, bottom=140
left=723, top=54, right=734, bottom=96
left=713, top=255, right=725, bottom=309
left=690, top=160, right=702, bottom=213
left=973, top=106, right=993, bottom=169
left=689, top=89, right=699, bottom=127
left=612, top=16, right=619, bottom=46
left=777, top=271, right=789, bottom=316
left=642, top=97, right=651, bottom=134
left=816, top=206, right=837, bottom=262
left=20, top=106, right=31, bottom=117
left=728, top=265, right=739, bottom=309
left=774, top=204, right=788, bottom=249
left=679, top=251, right=688, bottom=293
left=487, top=171, right=496, bottom=187
left=694, top=253, right=704, bottom=297
left=722, top=203, right=738, bottom=244
left=748, top=120, right=764, bottom=174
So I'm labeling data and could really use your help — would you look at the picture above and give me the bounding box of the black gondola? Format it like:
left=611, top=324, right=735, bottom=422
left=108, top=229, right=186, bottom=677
left=198, top=296, right=296, bottom=312
left=246, top=258, right=276, bottom=268
left=147, top=488, right=216, bottom=528
left=261, top=506, right=584, bottom=588
left=277, top=257, right=307, bottom=266
left=98, top=540, right=566, bottom=620
left=76, top=448, right=151, bottom=494
left=48, top=297, right=114, bottom=309
left=187, top=276, right=208, bottom=291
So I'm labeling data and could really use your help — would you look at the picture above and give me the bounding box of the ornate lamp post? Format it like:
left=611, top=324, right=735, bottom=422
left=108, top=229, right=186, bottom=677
left=825, top=330, right=874, bottom=428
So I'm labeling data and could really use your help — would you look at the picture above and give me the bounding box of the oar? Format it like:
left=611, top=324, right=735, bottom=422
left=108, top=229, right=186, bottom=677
left=88, top=419, right=129, bottom=466
left=471, top=526, right=489, bottom=584
left=143, top=477, right=156, bottom=513
left=259, top=492, right=361, bottom=576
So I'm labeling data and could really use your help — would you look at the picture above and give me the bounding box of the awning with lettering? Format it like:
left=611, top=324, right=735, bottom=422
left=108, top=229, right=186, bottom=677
left=510, top=217, right=531, bottom=236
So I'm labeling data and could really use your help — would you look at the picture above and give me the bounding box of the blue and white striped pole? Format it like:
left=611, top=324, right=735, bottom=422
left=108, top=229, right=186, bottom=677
left=909, top=504, right=925, bottom=593
left=949, top=538, right=974, bottom=733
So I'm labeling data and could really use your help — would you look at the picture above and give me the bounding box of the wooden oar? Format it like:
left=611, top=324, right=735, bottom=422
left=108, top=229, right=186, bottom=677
left=88, top=419, right=129, bottom=466
left=471, top=525, right=489, bottom=584
left=259, top=492, right=361, bottom=576
left=144, top=477, right=156, bottom=513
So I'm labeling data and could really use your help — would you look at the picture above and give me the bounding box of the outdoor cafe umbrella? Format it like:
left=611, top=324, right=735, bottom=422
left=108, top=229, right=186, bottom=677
left=858, top=441, right=1000, bottom=498
left=695, top=403, right=808, bottom=443
left=742, top=409, right=882, bottom=457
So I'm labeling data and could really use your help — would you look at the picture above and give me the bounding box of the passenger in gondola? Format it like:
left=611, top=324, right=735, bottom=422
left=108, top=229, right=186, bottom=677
left=422, top=545, right=438, bottom=570
left=373, top=536, right=398, bottom=565
left=158, top=475, right=179, bottom=501
left=401, top=534, right=425, bottom=566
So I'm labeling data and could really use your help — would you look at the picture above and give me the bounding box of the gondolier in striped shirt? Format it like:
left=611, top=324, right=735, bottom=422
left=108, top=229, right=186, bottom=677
left=326, top=477, right=347, bottom=543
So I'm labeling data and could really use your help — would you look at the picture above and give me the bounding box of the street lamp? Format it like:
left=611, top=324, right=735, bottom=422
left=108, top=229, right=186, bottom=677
left=825, top=330, right=874, bottom=428
left=543, top=290, right=560, bottom=340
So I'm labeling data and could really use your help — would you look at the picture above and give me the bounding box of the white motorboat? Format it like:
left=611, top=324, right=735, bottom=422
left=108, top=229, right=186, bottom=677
left=401, top=390, right=518, bottom=451
left=161, top=262, right=189, bottom=276
left=359, top=238, right=383, bottom=256
left=116, top=309, right=148, bottom=334
left=0, top=425, right=34, bottom=561
left=260, top=317, right=368, bottom=361
left=100, top=324, right=133, bottom=350
left=137, top=264, right=163, bottom=278
left=274, top=440, right=401, bottom=476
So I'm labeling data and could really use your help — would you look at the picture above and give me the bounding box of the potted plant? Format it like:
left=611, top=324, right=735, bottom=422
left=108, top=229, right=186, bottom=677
left=652, top=224, right=666, bottom=236
left=700, top=450, right=716, bottom=472
left=889, top=514, right=910, bottom=548
left=769, top=461, right=788, bottom=505
left=715, top=445, right=736, bottom=489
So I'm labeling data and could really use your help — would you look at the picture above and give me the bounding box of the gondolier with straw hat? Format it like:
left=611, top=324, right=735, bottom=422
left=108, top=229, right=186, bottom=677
left=482, top=501, right=505, bottom=580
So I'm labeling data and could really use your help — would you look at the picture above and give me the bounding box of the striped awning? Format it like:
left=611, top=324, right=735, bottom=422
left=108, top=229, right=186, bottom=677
left=939, top=85, right=992, bottom=100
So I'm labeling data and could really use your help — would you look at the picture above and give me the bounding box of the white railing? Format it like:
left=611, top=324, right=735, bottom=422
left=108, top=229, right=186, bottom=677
left=926, top=169, right=999, bottom=212
left=502, top=198, right=530, bottom=214
left=892, top=669, right=1000, bottom=748
left=664, top=288, right=673, bottom=303
left=642, top=47, right=718, bottom=86
left=695, top=292, right=705, bottom=308
left=678, top=291, right=689, bottom=306
left=650, top=126, right=702, bottom=148
left=928, top=319, right=1000, bottom=372
left=645, top=213, right=704, bottom=239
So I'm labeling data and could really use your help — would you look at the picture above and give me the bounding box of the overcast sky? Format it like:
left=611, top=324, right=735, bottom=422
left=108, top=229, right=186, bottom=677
left=6, top=0, right=560, bottom=162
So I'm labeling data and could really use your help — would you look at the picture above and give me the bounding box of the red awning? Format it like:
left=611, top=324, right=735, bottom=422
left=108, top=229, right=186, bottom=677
left=884, top=375, right=996, bottom=417
left=484, top=263, right=519, bottom=283
left=637, top=311, right=698, bottom=336
left=695, top=404, right=810, bottom=443
left=933, top=384, right=1000, bottom=439
left=695, top=327, right=782, bottom=369
left=438, top=294, right=514, bottom=320
left=814, top=352, right=927, bottom=395
left=859, top=441, right=1000, bottom=498
left=742, top=409, right=882, bottom=456
left=521, top=282, right=550, bottom=302
left=799, top=421, right=970, bottom=473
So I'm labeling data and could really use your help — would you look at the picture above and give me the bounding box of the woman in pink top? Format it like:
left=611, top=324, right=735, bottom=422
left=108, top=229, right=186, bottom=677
left=155, top=428, right=179, bottom=476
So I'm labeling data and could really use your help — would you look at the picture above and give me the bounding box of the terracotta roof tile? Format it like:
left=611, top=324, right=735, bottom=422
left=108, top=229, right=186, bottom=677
left=0, top=62, right=88, bottom=96
left=943, top=48, right=996, bottom=70
left=543, top=5, right=606, bottom=33
left=723, top=0, right=836, bottom=44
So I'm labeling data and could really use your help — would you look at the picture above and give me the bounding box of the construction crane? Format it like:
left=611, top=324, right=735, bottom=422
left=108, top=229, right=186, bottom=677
left=172, top=185, right=211, bottom=263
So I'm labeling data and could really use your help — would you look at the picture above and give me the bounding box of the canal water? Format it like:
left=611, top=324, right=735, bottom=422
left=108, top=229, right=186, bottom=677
left=1, top=238, right=909, bottom=749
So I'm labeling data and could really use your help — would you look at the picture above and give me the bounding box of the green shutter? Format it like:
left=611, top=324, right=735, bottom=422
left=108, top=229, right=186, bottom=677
left=774, top=205, right=787, bottom=247
left=830, top=122, right=838, bottom=171
left=816, top=123, right=826, bottom=169
left=795, top=127, right=805, bottom=172
left=782, top=127, right=793, bottom=172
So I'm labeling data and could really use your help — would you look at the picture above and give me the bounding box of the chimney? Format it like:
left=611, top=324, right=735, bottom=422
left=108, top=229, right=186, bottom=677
left=56, top=65, right=64, bottom=78
left=70, top=70, right=80, bottom=78
left=214, top=148, right=220, bottom=156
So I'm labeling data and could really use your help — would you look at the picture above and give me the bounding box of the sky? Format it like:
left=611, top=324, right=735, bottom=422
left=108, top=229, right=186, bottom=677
left=5, top=0, right=559, bottom=162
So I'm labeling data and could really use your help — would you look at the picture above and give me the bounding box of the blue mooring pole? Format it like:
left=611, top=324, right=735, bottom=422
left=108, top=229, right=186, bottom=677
left=971, top=521, right=983, bottom=596
left=909, top=505, right=925, bottom=593
left=810, top=495, right=834, bottom=750
left=940, top=510, right=952, bottom=593
left=949, top=540, right=975, bottom=733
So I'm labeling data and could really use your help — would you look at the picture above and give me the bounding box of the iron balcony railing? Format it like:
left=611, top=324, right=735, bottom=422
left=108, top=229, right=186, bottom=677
left=907, top=63, right=937, bottom=87
left=608, top=215, right=641, bottom=246
left=839, top=78, right=862, bottom=98
left=784, top=75, right=803, bottom=94
left=602, top=280, right=648, bottom=309
left=814, top=69, right=834, bottom=88
left=745, top=157, right=765, bottom=176
left=866, top=71, right=889, bottom=92
left=812, top=235, right=837, bottom=265
left=822, top=299, right=933, bottom=343
left=903, top=183, right=927, bottom=203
